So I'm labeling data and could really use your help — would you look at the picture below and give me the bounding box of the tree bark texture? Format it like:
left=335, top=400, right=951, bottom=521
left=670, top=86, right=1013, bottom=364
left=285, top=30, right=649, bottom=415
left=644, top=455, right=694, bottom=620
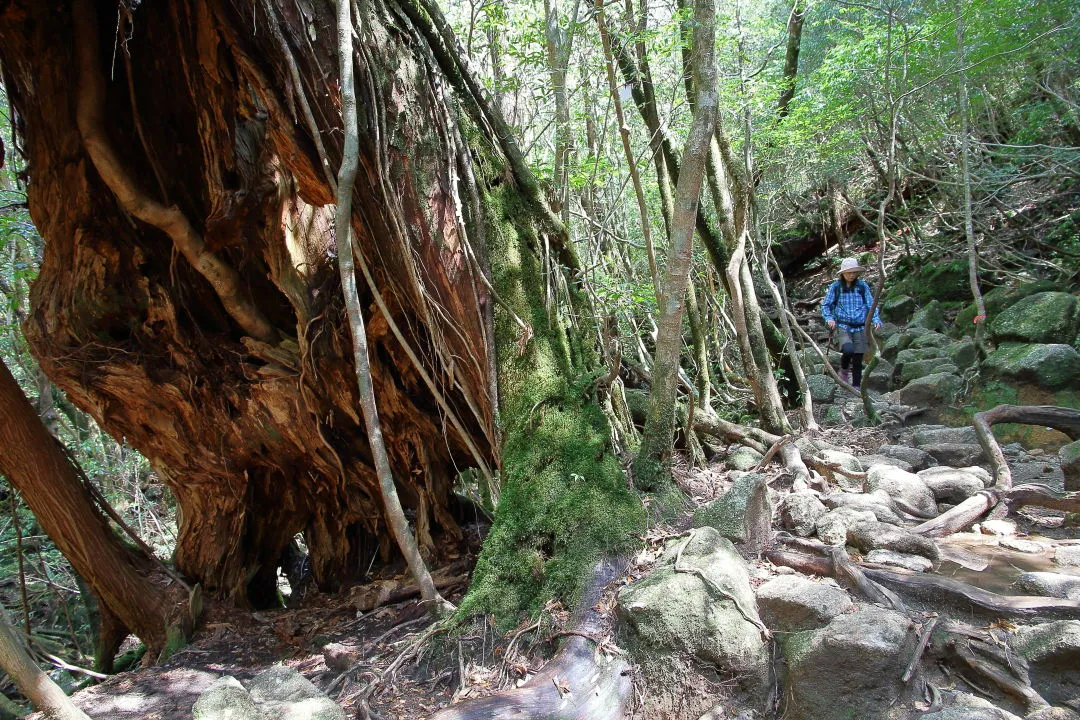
left=0, top=606, right=92, bottom=720
left=0, top=359, right=186, bottom=659
left=0, top=0, right=497, bottom=606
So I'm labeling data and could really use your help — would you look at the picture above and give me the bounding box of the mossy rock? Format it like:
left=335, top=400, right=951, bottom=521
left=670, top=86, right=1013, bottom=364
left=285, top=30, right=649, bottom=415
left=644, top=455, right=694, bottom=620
left=899, top=359, right=959, bottom=386
left=881, top=333, right=914, bottom=363
left=982, top=343, right=1080, bottom=391
left=947, top=338, right=978, bottom=370
left=990, top=291, right=1080, bottom=345
left=891, top=259, right=971, bottom=303
left=805, top=374, right=837, bottom=403
left=880, top=294, right=916, bottom=323
left=909, top=300, right=945, bottom=332
left=895, top=346, right=948, bottom=365
left=954, top=281, right=1060, bottom=336
left=909, top=331, right=951, bottom=349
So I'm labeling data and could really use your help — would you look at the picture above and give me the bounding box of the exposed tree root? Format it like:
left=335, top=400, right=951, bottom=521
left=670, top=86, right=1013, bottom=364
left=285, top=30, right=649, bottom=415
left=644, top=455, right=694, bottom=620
left=430, top=559, right=630, bottom=720
left=862, top=567, right=1080, bottom=618
left=974, top=405, right=1080, bottom=490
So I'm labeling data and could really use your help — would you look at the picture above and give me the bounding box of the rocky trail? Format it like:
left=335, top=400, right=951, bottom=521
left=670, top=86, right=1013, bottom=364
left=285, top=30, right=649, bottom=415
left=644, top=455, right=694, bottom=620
left=27, top=284, right=1080, bottom=720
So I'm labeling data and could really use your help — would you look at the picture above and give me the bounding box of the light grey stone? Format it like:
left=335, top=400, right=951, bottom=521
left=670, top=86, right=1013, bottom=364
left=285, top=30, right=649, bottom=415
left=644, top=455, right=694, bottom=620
left=618, top=527, right=769, bottom=692
left=727, top=446, right=765, bottom=471
left=1017, top=572, right=1080, bottom=600
left=847, top=520, right=940, bottom=562
left=866, top=464, right=938, bottom=517
left=781, top=607, right=913, bottom=720
left=1011, top=621, right=1080, bottom=709
left=248, top=666, right=346, bottom=720
left=805, top=374, right=837, bottom=403
left=859, top=454, right=914, bottom=472
left=999, top=537, right=1045, bottom=554
left=1026, top=707, right=1080, bottom=720
left=980, top=519, right=1017, bottom=536
left=815, top=507, right=876, bottom=546
left=914, top=425, right=979, bottom=446
left=755, top=575, right=854, bottom=632
left=780, top=492, right=827, bottom=537
left=865, top=549, right=933, bottom=572
left=877, top=444, right=936, bottom=471
left=919, top=442, right=987, bottom=468
left=918, top=466, right=988, bottom=503
left=920, top=708, right=1021, bottom=720
left=193, top=676, right=261, bottom=720
left=1055, top=545, right=1080, bottom=567
left=821, top=491, right=904, bottom=525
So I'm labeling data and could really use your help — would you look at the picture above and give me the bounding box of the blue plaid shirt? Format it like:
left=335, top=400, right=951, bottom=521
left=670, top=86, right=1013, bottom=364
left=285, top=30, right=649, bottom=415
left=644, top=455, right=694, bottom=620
left=821, top=279, right=881, bottom=330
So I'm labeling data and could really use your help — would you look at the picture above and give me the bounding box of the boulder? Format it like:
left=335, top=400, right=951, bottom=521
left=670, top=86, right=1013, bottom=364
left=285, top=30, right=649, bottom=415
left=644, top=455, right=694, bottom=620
left=898, top=359, right=959, bottom=386
left=815, top=507, right=876, bottom=546
left=1061, top=440, right=1080, bottom=492
left=895, top=346, right=949, bottom=365
left=921, top=709, right=1021, bottom=720
left=864, top=549, right=933, bottom=572
left=947, top=337, right=978, bottom=370
left=919, top=443, right=987, bottom=467
left=877, top=445, right=936, bottom=471
left=780, top=492, right=828, bottom=537
left=781, top=607, right=913, bottom=720
left=865, top=464, right=938, bottom=517
left=193, top=676, right=261, bottom=720
left=897, top=372, right=963, bottom=406
left=859, top=454, right=913, bottom=472
left=248, top=666, right=346, bottom=720
left=918, top=467, right=988, bottom=503
left=727, top=446, right=766, bottom=471
left=1055, top=545, right=1080, bottom=567
left=1011, top=621, right=1080, bottom=709
left=909, top=330, right=953, bottom=349
left=805, top=374, right=837, bottom=403
left=913, top=425, right=979, bottom=446
left=847, top=520, right=940, bottom=562
left=1026, top=708, right=1080, bottom=720
left=1000, top=537, right=1044, bottom=554
left=954, top=281, right=1059, bottom=336
left=821, top=492, right=904, bottom=525
left=1017, top=572, right=1080, bottom=600
left=618, top=528, right=769, bottom=690
left=881, top=294, right=916, bottom=323
left=990, top=291, right=1079, bottom=345
left=881, top=332, right=914, bottom=362
left=755, top=575, right=854, bottom=632
left=863, top=359, right=894, bottom=393
left=983, top=343, right=1080, bottom=391
left=322, top=643, right=361, bottom=673
left=693, top=473, right=771, bottom=554
left=910, top=300, right=946, bottom=332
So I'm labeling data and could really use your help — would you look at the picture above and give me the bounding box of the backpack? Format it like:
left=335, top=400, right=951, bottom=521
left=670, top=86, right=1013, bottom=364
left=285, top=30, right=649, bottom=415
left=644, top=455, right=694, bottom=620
left=828, top=279, right=873, bottom=322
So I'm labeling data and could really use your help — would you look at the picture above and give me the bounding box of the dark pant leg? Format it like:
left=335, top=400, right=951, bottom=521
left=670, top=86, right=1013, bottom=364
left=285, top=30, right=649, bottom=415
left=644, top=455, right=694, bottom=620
left=841, top=352, right=852, bottom=369
left=851, top=354, right=864, bottom=386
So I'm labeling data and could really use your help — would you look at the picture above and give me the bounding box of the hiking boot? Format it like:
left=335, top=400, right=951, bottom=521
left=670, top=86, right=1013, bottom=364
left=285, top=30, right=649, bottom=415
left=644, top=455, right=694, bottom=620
left=838, top=368, right=851, bottom=384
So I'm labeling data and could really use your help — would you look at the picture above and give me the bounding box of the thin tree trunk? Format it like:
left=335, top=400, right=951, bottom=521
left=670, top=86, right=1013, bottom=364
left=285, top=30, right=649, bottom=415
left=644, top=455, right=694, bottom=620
left=0, top=605, right=90, bottom=720
left=955, top=0, right=988, bottom=355
left=335, top=0, right=451, bottom=615
left=0, top=358, right=185, bottom=664
left=632, top=0, right=718, bottom=487
left=594, top=0, right=660, bottom=296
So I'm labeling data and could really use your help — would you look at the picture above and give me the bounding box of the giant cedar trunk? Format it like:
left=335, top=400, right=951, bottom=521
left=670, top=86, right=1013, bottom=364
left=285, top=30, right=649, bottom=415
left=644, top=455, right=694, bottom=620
left=0, top=0, right=499, bottom=608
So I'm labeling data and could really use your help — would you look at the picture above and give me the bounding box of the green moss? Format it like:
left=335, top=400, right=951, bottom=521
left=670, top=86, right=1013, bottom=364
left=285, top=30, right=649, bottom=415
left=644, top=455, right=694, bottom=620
left=456, top=184, right=645, bottom=625
left=157, top=625, right=187, bottom=663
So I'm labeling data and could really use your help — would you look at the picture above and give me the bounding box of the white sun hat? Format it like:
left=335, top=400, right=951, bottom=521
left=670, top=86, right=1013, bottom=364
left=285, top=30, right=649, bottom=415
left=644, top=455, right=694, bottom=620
left=838, top=257, right=866, bottom=274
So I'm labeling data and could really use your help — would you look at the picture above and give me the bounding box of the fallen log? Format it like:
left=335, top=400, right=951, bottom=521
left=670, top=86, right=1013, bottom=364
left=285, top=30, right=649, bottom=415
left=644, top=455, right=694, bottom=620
left=862, top=567, right=1080, bottom=618
left=430, top=558, right=630, bottom=720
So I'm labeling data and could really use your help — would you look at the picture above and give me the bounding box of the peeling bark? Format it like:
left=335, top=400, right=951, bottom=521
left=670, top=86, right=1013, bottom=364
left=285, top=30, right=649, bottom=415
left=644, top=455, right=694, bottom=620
left=0, top=0, right=496, bottom=606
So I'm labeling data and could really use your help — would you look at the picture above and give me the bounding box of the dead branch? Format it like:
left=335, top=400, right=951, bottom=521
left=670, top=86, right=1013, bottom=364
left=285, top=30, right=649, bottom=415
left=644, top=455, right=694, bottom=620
left=910, top=491, right=998, bottom=537
left=974, top=405, right=1080, bottom=490
left=902, top=616, right=938, bottom=683
left=946, top=637, right=1049, bottom=713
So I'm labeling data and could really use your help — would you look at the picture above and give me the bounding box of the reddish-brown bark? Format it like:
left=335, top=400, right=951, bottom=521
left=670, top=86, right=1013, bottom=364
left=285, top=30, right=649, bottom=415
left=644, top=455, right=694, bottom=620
left=0, top=0, right=495, bottom=607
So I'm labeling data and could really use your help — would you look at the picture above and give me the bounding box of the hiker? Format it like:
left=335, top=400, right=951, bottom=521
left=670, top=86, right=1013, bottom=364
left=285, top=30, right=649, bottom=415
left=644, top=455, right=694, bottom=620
left=821, top=257, right=881, bottom=389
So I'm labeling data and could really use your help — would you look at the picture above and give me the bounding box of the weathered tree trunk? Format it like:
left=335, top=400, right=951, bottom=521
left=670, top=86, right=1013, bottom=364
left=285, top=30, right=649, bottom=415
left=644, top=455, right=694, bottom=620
left=634, top=0, right=718, bottom=486
left=0, top=0, right=496, bottom=607
left=0, top=359, right=186, bottom=662
left=0, top=606, right=91, bottom=720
